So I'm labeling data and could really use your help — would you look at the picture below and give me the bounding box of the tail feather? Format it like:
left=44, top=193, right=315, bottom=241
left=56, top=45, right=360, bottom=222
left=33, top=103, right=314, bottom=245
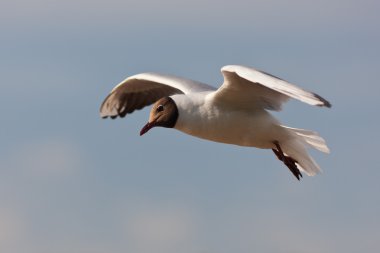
left=282, top=126, right=330, bottom=153
left=281, top=139, right=322, bottom=176
left=280, top=126, right=330, bottom=176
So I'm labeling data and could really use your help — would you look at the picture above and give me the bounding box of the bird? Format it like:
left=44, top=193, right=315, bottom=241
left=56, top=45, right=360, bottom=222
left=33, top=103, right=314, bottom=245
left=100, top=65, right=331, bottom=180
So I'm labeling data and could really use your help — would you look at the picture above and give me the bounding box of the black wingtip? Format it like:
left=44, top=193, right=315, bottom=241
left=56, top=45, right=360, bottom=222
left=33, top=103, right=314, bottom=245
left=313, top=93, right=332, bottom=108
left=100, top=113, right=127, bottom=120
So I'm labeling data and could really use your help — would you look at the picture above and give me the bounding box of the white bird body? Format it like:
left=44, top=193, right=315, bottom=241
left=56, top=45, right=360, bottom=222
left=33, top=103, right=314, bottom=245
left=100, top=65, right=331, bottom=180
left=172, top=92, right=285, bottom=149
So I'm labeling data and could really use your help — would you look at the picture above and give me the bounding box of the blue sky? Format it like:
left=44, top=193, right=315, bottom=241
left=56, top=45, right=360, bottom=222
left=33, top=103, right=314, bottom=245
left=1, top=0, right=379, bottom=252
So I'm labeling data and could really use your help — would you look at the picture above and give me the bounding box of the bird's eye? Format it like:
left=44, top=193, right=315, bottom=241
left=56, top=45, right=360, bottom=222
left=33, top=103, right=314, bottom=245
left=156, top=105, right=164, bottom=112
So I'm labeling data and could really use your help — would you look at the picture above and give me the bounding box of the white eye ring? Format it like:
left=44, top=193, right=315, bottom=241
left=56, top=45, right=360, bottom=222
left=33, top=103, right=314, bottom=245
left=156, top=105, right=164, bottom=112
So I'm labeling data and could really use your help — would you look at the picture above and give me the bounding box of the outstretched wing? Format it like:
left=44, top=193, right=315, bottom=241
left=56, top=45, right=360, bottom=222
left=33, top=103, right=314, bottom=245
left=212, top=65, right=331, bottom=111
left=100, top=72, right=215, bottom=119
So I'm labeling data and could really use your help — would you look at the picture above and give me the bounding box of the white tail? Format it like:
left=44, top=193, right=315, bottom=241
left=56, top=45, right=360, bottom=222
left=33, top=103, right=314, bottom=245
left=280, top=126, right=330, bottom=176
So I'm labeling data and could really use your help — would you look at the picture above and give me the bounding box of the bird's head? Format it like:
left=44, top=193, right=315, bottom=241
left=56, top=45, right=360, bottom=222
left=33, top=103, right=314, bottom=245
left=140, top=97, right=179, bottom=136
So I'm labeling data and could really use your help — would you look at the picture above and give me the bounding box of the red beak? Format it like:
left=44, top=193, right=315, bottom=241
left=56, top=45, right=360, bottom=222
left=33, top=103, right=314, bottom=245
left=140, top=121, right=155, bottom=136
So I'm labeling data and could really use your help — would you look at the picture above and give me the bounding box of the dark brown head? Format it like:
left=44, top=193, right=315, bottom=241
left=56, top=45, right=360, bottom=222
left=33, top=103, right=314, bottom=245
left=140, top=97, right=179, bottom=136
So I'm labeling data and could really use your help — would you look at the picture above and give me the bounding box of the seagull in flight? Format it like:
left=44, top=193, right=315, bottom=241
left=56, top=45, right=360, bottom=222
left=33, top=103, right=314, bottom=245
left=100, top=65, right=331, bottom=180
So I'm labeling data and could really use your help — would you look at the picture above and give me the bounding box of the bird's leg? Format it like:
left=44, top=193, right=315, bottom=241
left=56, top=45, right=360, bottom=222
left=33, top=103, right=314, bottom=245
left=272, top=148, right=283, bottom=161
left=272, top=147, right=298, bottom=164
left=272, top=141, right=303, bottom=180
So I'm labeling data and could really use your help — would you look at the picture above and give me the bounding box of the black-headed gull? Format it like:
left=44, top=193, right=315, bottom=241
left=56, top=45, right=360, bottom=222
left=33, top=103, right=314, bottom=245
left=100, top=65, right=331, bottom=180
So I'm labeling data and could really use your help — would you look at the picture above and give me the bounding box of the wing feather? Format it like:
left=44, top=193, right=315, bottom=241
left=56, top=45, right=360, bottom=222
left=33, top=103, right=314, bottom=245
left=212, top=65, right=331, bottom=111
left=100, top=72, right=214, bottom=119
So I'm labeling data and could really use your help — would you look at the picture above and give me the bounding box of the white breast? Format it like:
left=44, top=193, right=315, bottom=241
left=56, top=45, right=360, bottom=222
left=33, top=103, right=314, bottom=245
left=171, top=93, right=287, bottom=148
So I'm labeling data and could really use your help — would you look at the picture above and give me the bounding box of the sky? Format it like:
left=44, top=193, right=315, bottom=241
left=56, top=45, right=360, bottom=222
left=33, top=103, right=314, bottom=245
left=1, top=0, right=379, bottom=252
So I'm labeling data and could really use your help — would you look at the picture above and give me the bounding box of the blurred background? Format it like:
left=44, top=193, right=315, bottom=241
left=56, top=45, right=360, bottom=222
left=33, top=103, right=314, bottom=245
left=1, top=0, right=379, bottom=252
